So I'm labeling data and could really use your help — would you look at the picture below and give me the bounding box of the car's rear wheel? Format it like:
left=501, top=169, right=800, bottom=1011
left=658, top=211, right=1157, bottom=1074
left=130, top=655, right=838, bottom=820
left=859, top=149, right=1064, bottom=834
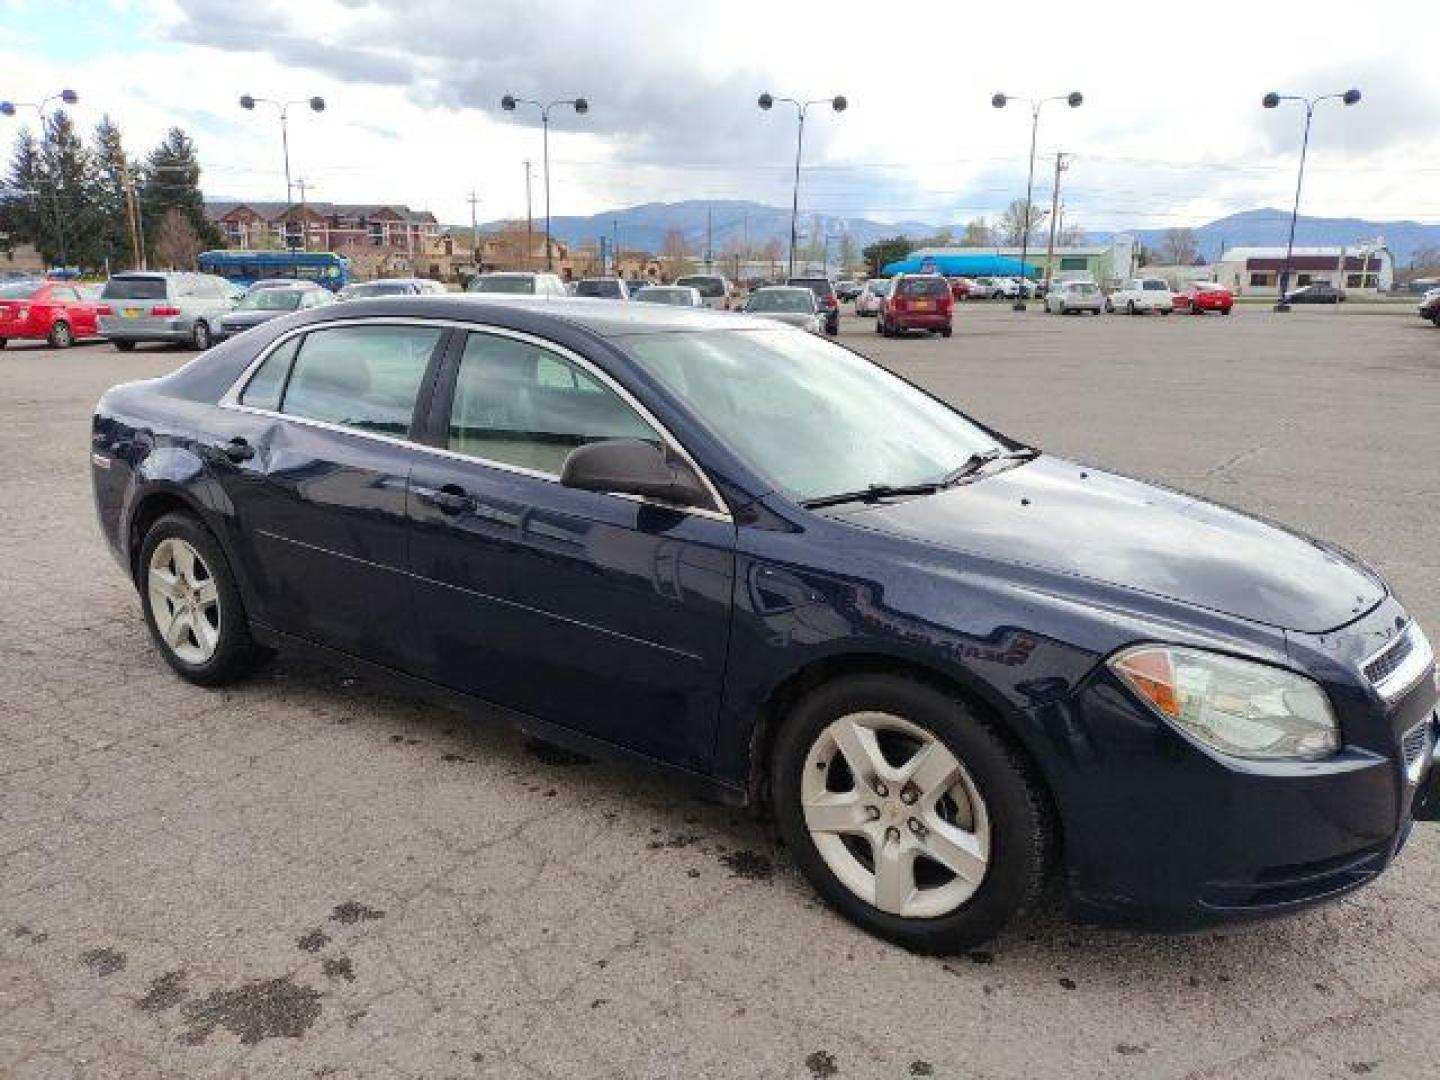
left=771, top=674, right=1053, bottom=953
left=1126, top=300, right=1137, bottom=315
left=0, top=338, right=7, bottom=350
left=139, top=512, right=268, bottom=686
left=114, top=340, right=136, bottom=352
left=940, top=324, right=953, bottom=338
left=48, top=320, right=73, bottom=348
left=191, top=321, right=212, bottom=351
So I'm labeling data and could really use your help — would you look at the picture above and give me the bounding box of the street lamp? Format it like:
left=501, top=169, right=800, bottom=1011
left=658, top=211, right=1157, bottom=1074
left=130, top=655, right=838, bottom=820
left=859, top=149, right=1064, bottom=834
left=991, top=90, right=1082, bottom=310
left=1, top=88, right=80, bottom=272
left=1262, top=87, right=1361, bottom=311
left=501, top=94, right=589, bottom=272
left=758, top=92, right=847, bottom=278
left=239, top=93, right=325, bottom=246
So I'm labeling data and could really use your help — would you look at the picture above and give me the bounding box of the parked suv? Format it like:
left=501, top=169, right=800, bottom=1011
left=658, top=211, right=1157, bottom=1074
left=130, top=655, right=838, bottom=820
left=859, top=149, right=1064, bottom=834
left=674, top=274, right=732, bottom=311
left=98, top=272, right=236, bottom=351
left=1107, top=277, right=1174, bottom=315
left=878, top=273, right=953, bottom=337
left=787, top=276, right=840, bottom=334
left=1044, top=279, right=1104, bottom=315
left=467, top=272, right=568, bottom=297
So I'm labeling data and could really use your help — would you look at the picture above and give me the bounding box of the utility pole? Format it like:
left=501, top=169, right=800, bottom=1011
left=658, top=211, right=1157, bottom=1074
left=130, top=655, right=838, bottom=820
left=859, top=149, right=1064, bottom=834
left=705, top=207, right=713, bottom=273
left=611, top=218, right=618, bottom=276
left=467, top=189, right=480, bottom=271
left=1043, top=152, right=1068, bottom=292
left=118, top=156, right=144, bottom=270
left=294, top=177, right=314, bottom=251
left=523, top=160, right=533, bottom=272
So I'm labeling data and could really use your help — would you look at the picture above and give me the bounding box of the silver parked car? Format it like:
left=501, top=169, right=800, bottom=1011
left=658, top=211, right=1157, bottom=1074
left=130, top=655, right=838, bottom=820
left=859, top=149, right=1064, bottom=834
left=1044, top=279, right=1104, bottom=315
left=467, top=271, right=569, bottom=297
left=338, top=278, right=447, bottom=300
left=216, top=284, right=335, bottom=340
left=855, top=278, right=892, bottom=317
left=742, top=286, right=822, bottom=332
left=98, top=272, right=237, bottom=351
left=674, top=274, right=733, bottom=310
left=632, top=285, right=705, bottom=308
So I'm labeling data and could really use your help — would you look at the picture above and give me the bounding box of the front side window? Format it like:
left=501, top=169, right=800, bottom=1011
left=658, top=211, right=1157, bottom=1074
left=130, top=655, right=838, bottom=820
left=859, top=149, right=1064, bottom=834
left=448, top=332, right=658, bottom=475
left=622, top=329, right=1002, bottom=503
left=277, top=325, right=441, bottom=436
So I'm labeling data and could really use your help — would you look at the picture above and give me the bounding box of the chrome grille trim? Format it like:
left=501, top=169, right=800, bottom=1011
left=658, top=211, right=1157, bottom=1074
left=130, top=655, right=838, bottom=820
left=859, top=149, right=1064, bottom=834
left=1401, top=719, right=1432, bottom=786
left=1362, top=623, right=1435, bottom=704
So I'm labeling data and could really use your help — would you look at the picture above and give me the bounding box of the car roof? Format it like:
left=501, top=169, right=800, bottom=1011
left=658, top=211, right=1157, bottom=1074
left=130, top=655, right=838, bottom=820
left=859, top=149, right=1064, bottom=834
left=295, top=294, right=773, bottom=337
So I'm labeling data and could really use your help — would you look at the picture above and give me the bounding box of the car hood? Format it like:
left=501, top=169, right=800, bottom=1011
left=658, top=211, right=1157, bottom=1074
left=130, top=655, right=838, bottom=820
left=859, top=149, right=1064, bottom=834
left=221, top=310, right=288, bottom=328
left=827, top=456, right=1384, bottom=633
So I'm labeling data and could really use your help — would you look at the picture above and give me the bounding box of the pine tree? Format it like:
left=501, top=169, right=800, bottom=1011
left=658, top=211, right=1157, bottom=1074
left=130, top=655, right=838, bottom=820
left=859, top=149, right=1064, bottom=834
left=140, top=127, right=223, bottom=260
left=1, top=127, right=45, bottom=256
left=41, top=109, right=99, bottom=270
left=91, top=115, right=142, bottom=271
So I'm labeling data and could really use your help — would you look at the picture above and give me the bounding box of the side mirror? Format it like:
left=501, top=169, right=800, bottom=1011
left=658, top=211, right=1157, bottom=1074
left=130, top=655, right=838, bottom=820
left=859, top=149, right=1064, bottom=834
left=560, top=439, right=709, bottom=508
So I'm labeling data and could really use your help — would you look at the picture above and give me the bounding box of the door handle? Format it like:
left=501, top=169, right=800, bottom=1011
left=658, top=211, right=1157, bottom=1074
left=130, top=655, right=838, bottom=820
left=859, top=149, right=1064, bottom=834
left=215, top=437, right=254, bottom=463
left=419, top=484, right=474, bottom=516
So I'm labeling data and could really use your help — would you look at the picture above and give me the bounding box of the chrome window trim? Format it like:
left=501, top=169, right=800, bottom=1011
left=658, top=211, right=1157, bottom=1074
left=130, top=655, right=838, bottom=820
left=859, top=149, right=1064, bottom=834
left=217, top=315, right=733, bottom=524
left=1361, top=622, right=1435, bottom=704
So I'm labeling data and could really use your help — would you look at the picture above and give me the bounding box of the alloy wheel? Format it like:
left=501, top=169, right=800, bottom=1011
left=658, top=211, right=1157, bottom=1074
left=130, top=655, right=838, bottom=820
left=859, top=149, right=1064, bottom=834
left=147, top=537, right=222, bottom=665
left=801, top=711, right=991, bottom=918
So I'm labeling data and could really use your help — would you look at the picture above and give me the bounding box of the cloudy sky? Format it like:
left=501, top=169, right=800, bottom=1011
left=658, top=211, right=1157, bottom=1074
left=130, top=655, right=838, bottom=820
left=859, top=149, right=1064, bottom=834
left=2, top=0, right=1438, bottom=233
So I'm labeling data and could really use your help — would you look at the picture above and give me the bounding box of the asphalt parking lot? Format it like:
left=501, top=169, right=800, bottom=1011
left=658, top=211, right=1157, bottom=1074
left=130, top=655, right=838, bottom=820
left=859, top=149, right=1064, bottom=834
left=2, top=303, right=1438, bottom=1079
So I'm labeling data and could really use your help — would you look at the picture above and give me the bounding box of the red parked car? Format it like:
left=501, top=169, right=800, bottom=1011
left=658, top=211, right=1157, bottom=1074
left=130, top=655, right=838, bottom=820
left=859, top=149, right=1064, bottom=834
left=1173, top=281, right=1234, bottom=316
left=878, top=273, right=954, bottom=337
left=0, top=279, right=105, bottom=348
left=946, top=276, right=974, bottom=301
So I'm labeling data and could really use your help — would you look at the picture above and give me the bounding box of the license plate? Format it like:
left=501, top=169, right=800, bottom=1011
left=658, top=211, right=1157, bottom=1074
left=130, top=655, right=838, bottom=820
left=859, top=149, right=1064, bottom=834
left=913, top=300, right=931, bottom=310
left=123, top=307, right=142, bottom=318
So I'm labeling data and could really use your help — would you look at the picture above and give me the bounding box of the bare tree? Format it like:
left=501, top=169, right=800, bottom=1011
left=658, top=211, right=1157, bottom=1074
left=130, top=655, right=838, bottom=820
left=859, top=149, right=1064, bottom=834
left=1160, top=228, right=1200, bottom=266
left=1410, top=243, right=1440, bottom=275
left=1058, top=221, right=1087, bottom=246
left=153, top=207, right=202, bottom=269
left=997, top=199, right=1048, bottom=246
left=962, top=218, right=994, bottom=246
left=662, top=228, right=690, bottom=280
left=760, top=237, right=783, bottom=279
left=837, top=231, right=858, bottom=276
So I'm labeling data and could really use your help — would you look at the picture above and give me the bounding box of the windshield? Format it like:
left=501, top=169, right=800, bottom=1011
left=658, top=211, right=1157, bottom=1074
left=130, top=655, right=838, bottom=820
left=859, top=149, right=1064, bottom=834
left=0, top=283, right=39, bottom=299
left=622, top=329, right=1003, bottom=503
left=677, top=276, right=725, bottom=298
left=470, top=274, right=535, bottom=294
left=237, top=289, right=304, bottom=311
left=576, top=279, right=622, bottom=298
left=866, top=280, right=890, bottom=294
left=101, top=277, right=167, bottom=300
left=635, top=288, right=693, bottom=306
left=1142, top=280, right=1169, bottom=291
left=344, top=282, right=413, bottom=298
left=746, top=290, right=812, bottom=313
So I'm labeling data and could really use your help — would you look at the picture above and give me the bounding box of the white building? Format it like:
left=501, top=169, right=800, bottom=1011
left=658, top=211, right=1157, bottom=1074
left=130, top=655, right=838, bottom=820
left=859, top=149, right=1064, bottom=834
left=1211, top=241, right=1393, bottom=296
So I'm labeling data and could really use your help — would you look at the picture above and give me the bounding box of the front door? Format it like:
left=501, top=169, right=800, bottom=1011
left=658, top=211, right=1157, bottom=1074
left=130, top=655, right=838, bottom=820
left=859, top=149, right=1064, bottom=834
left=216, top=321, right=447, bottom=669
left=406, top=328, right=736, bottom=771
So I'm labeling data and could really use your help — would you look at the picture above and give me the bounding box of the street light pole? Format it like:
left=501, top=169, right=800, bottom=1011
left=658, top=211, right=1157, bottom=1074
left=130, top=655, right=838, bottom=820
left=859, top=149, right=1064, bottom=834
left=757, top=92, right=847, bottom=279
left=991, top=91, right=1083, bottom=311
left=239, top=94, right=326, bottom=240
left=1262, top=88, right=1360, bottom=311
left=1, top=88, right=79, bottom=272
left=501, top=95, right=589, bottom=273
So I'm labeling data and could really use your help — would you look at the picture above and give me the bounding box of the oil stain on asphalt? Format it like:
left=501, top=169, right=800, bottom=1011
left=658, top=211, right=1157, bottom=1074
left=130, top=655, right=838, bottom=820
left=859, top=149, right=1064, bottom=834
left=136, top=970, right=188, bottom=1013
left=80, top=947, right=127, bottom=977
left=719, top=849, right=774, bottom=881
left=329, top=900, right=385, bottom=925
left=180, top=976, right=323, bottom=1046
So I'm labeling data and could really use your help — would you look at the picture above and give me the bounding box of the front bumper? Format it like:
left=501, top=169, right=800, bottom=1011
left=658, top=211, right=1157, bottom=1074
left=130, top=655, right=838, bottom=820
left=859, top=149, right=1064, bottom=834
left=1040, top=614, right=1437, bottom=928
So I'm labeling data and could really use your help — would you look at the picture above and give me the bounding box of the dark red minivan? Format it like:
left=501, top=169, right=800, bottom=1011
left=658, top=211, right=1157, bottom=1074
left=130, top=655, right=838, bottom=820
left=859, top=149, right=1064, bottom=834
left=878, top=273, right=953, bottom=337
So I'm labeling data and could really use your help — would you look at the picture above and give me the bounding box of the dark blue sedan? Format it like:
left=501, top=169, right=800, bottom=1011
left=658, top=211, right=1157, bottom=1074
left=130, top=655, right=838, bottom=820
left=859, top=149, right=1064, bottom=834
left=90, top=296, right=1439, bottom=951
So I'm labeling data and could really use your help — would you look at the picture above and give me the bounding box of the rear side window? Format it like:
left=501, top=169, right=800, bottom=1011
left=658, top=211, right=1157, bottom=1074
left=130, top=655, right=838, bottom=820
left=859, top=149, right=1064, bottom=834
left=102, top=277, right=167, bottom=301
left=677, top=276, right=725, bottom=298
left=239, top=336, right=302, bottom=411
left=576, top=279, right=621, bottom=298
left=1143, top=280, right=1168, bottom=291
left=447, top=332, right=658, bottom=475
left=278, top=325, right=442, bottom=436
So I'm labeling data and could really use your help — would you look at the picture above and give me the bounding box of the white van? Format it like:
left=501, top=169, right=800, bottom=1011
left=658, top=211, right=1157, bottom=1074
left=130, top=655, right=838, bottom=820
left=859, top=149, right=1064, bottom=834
left=1107, top=277, right=1174, bottom=315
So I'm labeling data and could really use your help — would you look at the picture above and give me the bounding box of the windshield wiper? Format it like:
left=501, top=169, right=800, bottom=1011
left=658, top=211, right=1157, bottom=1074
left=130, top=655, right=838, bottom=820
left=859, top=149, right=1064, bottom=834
left=801, top=481, right=944, bottom=510
left=939, top=446, right=1039, bottom=487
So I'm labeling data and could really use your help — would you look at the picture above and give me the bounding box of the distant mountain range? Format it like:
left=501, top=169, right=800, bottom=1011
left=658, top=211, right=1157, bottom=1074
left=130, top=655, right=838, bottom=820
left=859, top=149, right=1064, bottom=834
left=477, top=200, right=1438, bottom=266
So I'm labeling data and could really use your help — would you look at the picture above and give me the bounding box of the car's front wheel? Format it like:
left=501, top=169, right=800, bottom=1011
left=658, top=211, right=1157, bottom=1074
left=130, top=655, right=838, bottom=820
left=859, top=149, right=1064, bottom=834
left=771, top=674, right=1053, bottom=953
left=48, top=320, right=73, bottom=348
left=191, top=321, right=212, bottom=351
left=139, top=512, right=268, bottom=686
left=114, top=340, right=136, bottom=352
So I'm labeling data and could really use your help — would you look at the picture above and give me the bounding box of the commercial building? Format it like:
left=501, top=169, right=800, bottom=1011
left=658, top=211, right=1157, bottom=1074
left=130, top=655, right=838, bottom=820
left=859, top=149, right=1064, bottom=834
left=907, top=235, right=1137, bottom=285
left=205, top=201, right=445, bottom=280
left=1211, top=243, right=1393, bottom=296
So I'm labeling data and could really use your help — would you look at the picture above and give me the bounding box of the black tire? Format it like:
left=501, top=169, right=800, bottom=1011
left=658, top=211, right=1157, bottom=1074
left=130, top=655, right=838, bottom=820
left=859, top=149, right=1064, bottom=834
left=940, top=324, right=953, bottom=338
left=771, top=674, right=1054, bottom=953
left=48, top=320, right=73, bottom=348
left=114, top=340, right=136, bottom=352
left=1222, top=307, right=1231, bottom=316
left=0, top=338, right=7, bottom=350
left=875, top=316, right=884, bottom=335
left=138, top=511, right=269, bottom=686
left=191, top=321, right=212, bottom=351
left=1126, top=300, right=1136, bottom=316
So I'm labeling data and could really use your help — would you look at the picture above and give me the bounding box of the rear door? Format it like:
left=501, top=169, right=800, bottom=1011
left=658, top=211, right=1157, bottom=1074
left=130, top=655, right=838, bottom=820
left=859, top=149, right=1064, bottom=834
left=217, top=320, right=448, bottom=669
left=406, top=327, right=736, bottom=770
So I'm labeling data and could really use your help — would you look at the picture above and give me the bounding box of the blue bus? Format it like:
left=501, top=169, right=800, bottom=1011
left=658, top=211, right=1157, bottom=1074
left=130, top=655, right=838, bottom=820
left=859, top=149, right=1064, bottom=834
left=197, top=250, right=350, bottom=292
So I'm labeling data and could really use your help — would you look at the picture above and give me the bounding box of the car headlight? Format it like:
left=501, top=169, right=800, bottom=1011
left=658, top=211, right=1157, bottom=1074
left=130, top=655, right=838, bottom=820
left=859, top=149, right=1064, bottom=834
left=1109, top=645, right=1339, bottom=761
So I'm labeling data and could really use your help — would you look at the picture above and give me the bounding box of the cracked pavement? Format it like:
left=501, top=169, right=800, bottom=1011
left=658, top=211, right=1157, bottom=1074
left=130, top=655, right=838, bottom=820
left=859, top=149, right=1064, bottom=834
left=2, top=305, right=1438, bottom=1078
